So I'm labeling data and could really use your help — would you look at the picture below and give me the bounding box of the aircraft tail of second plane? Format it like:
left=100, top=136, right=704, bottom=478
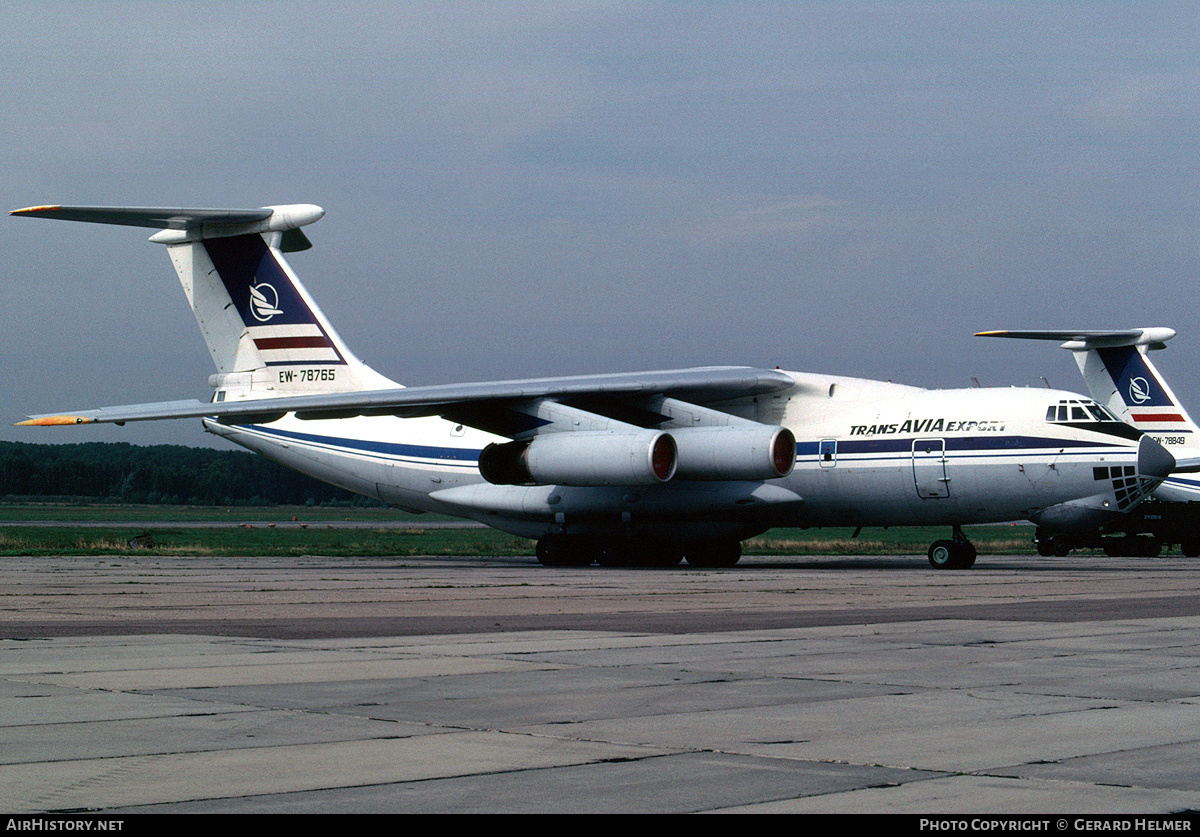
left=978, top=327, right=1200, bottom=498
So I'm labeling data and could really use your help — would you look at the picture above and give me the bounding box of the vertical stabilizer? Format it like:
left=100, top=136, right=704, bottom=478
left=1077, top=343, right=1198, bottom=438
left=11, top=204, right=397, bottom=399
left=167, top=232, right=396, bottom=397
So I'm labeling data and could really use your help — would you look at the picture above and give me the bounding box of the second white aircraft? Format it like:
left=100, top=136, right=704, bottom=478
left=12, top=203, right=1180, bottom=569
left=981, top=327, right=1200, bottom=556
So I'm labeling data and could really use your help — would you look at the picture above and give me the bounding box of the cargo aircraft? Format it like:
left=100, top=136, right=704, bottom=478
left=11, top=203, right=1181, bottom=569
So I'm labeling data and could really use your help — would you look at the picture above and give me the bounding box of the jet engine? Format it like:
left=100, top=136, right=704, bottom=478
left=478, top=430, right=677, bottom=486
left=670, top=426, right=796, bottom=480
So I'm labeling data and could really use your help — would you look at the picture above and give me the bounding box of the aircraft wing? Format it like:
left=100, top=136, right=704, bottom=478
left=18, top=366, right=796, bottom=428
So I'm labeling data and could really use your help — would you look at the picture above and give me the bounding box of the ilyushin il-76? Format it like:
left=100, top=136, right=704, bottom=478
left=12, top=203, right=1180, bottom=569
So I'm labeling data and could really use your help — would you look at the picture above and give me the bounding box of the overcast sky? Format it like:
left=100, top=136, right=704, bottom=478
left=3, top=1, right=1200, bottom=448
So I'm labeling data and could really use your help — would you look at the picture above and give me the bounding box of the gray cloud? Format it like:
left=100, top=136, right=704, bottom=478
left=3, top=1, right=1200, bottom=447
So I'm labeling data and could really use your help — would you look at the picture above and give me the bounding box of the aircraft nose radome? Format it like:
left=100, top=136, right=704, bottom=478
left=1138, top=434, right=1177, bottom=480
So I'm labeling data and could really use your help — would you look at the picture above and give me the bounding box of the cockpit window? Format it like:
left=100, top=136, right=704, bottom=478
left=1046, top=398, right=1123, bottom=425
left=1044, top=397, right=1140, bottom=440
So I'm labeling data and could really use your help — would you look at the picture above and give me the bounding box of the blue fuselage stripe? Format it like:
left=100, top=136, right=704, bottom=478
left=798, top=436, right=1125, bottom=456
left=245, top=423, right=483, bottom=463
left=239, top=423, right=1129, bottom=470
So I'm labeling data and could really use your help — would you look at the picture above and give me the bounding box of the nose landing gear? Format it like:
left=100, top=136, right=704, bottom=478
left=928, top=525, right=977, bottom=569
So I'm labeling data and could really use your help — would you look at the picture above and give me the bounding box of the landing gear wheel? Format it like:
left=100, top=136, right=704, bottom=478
left=644, top=545, right=684, bottom=567
left=928, top=538, right=976, bottom=569
left=956, top=541, right=977, bottom=568
left=535, top=536, right=597, bottom=567
left=928, top=540, right=956, bottom=569
left=596, top=541, right=636, bottom=567
left=593, top=541, right=683, bottom=568
left=683, top=540, right=742, bottom=568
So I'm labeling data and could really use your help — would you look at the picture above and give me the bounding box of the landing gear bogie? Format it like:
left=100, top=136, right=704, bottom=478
left=535, top=535, right=598, bottom=567
left=535, top=535, right=711, bottom=568
left=1106, top=535, right=1163, bottom=557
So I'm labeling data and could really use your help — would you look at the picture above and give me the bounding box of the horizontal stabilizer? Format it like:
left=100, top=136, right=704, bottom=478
left=11, top=205, right=272, bottom=229
left=977, top=328, right=1176, bottom=350
left=11, top=204, right=324, bottom=250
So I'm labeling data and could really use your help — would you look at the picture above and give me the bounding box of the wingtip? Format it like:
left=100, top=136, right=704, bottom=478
left=10, top=205, right=63, bottom=216
left=16, top=415, right=94, bottom=426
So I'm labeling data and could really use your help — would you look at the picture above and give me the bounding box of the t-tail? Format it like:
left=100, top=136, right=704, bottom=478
left=10, top=204, right=397, bottom=402
left=977, top=328, right=1200, bottom=498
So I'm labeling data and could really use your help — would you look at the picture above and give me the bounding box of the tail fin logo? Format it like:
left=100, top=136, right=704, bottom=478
left=1130, top=377, right=1152, bottom=404
left=249, top=282, right=283, bottom=322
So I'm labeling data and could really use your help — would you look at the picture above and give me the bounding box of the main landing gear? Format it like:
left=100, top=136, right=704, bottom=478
left=535, top=534, right=742, bottom=568
left=927, top=525, right=977, bottom=569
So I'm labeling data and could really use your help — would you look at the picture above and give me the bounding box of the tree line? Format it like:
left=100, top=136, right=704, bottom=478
left=0, top=441, right=379, bottom=506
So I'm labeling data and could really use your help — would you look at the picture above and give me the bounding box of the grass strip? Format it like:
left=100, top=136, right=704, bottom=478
left=0, top=522, right=1038, bottom=558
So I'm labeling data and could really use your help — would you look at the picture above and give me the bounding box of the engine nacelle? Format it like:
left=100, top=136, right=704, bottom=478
left=478, top=430, right=677, bottom=486
left=670, top=425, right=796, bottom=480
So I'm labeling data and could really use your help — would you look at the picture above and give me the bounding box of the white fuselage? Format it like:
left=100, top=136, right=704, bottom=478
left=204, top=371, right=1146, bottom=543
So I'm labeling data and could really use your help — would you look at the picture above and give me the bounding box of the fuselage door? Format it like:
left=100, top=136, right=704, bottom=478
left=819, top=439, right=837, bottom=468
left=912, top=438, right=950, bottom=499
